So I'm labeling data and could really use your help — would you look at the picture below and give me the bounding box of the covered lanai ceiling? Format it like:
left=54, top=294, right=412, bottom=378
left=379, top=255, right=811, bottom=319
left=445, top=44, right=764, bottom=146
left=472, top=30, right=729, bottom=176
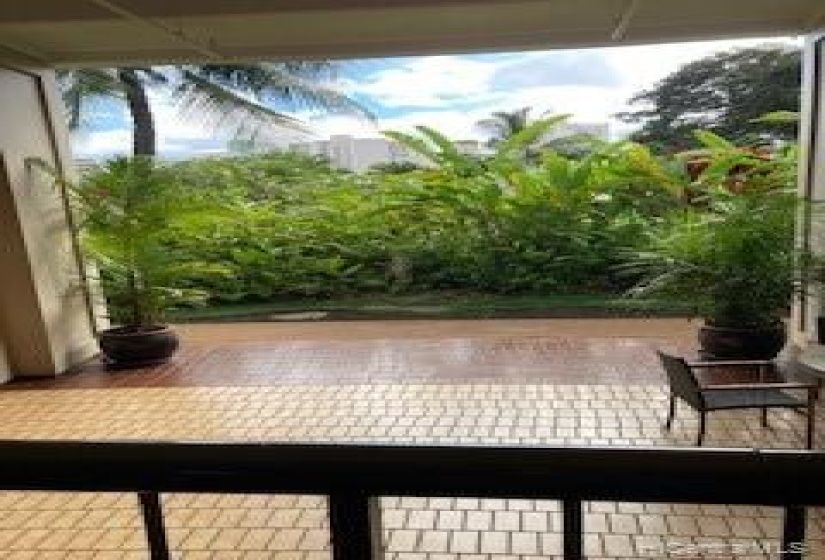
left=0, top=0, right=822, bottom=66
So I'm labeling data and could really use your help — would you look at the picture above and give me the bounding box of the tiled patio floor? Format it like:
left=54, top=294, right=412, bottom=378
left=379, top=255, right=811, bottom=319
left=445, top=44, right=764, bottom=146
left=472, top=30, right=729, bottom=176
left=0, top=319, right=821, bottom=559
left=9, top=319, right=700, bottom=389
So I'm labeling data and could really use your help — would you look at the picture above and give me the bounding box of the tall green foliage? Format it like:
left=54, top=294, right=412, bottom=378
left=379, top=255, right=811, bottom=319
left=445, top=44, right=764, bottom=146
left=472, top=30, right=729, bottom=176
left=380, top=119, right=683, bottom=292
left=141, top=120, right=683, bottom=302
left=79, top=126, right=802, bottom=319
left=76, top=158, right=229, bottom=326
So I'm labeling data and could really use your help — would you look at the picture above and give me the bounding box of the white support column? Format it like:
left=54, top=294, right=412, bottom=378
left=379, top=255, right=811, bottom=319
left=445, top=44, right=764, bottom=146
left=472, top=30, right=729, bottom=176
left=793, top=31, right=825, bottom=347
left=0, top=65, right=98, bottom=379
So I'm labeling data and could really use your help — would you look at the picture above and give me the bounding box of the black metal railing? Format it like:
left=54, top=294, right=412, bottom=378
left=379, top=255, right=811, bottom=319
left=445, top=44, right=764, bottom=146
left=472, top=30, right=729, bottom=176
left=0, top=440, right=824, bottom=560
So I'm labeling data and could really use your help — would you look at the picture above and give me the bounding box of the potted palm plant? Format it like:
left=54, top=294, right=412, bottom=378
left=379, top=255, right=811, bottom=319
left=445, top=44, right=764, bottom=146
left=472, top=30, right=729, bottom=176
left=75, top=157, right=225, bottom=366
left=625, top=133, right=815, bottom=359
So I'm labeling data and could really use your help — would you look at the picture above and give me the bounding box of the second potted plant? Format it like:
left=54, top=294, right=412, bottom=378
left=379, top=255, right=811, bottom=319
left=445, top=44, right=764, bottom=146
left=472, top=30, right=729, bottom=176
left=625, top=134, right=816, bottom=359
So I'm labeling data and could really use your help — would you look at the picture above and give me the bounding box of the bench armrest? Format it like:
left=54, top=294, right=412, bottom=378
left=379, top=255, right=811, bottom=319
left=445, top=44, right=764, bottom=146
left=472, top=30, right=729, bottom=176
left=700, top=382, right=816, bottom=391
left=689, top=360, right=773, bottom=369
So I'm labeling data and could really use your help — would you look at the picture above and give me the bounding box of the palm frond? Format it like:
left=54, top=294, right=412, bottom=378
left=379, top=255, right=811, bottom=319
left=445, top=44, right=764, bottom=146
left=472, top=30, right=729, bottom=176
left=415, top=126, right=464, bottom=162
left=174, top=70, right=312, bottom=139
left=190, top=63, right=372, bottom=120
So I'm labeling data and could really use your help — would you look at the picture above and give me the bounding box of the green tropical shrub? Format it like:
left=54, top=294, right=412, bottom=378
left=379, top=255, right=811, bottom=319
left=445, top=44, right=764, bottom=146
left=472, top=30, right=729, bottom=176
left=381, top=120, right=683, bottom=292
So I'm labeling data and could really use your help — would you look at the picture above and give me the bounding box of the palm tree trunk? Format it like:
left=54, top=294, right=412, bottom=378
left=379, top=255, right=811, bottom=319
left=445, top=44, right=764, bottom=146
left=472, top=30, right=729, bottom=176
left=116, top=70, right=153, bottom=327
left=118, top=69, right=156, bottom=157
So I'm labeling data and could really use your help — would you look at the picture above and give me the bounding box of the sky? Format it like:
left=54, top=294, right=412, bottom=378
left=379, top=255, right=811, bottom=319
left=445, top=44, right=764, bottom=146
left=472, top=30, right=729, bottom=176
left=71, top=36, right=801, bottom=160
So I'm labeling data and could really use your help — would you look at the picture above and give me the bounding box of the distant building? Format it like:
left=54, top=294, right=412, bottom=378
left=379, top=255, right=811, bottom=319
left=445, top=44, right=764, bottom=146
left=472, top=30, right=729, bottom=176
left=289, top=135, right=486, bottom=172
left=541, top=122, right=610, bottom=144
left=73, top=158, right=101, bottom=175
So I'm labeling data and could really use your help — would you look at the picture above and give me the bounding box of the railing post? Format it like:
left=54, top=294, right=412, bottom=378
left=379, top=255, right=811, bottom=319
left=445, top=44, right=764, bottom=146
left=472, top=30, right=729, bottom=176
left=562, top=499, right=583, bottom=560
left=781, top=505, right=807, bottom=560
left=328, top=493, right=383, bottom=560
left=138, top=492, right=171, bottom=560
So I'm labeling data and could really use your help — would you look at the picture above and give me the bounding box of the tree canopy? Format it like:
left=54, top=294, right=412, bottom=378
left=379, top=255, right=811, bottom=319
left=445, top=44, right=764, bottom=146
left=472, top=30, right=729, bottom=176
left=616, top=46, right=801, bottom=152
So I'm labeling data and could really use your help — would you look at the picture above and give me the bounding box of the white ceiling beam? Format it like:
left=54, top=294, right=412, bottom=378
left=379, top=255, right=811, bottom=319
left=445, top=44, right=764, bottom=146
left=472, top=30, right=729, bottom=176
left=611, top=0, right=641, bottom=41
left=85, top=0, right=222, bottom=60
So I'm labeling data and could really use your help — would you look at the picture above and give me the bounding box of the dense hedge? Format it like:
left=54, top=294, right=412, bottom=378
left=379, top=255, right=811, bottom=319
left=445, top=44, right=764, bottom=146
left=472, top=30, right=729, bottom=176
left=145, top=139, right=687, bottom=302
left=80, top=125, right=795, bottom=310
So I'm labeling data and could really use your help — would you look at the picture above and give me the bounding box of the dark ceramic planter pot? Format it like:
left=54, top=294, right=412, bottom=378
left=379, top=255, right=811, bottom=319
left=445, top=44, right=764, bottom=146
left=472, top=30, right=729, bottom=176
left=98, top=325, right=179, bottom=367
left=698, top=322, right=786, bottom=360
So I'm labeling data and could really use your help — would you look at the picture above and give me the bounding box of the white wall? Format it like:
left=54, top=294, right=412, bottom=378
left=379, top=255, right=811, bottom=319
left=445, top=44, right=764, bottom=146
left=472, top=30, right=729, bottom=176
left=792, top=31, right=825, bottom=347
left=0, top=66, right=97, bottom=378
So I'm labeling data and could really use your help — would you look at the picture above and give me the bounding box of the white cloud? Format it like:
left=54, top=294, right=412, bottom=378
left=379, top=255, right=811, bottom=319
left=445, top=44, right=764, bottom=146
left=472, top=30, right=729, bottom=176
left=72, top=129, right=133, bottom=159
left=491, top=51, right=621, bottom=88
left=344, top=55, right=503, bottom=108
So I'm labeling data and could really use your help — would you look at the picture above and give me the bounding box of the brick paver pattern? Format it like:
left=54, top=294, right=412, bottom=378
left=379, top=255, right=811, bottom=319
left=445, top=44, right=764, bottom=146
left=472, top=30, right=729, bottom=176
left=0, top=320, right=822, bottom=559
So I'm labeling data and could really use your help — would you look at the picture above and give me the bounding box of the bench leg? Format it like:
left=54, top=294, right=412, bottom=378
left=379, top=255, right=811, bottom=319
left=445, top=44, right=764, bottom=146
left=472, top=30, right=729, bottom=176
left=665, top=394, right=676, bottom=430
left=697, top=411, right=706, bottom=446
left=807, top=398, right=816, bottom=450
